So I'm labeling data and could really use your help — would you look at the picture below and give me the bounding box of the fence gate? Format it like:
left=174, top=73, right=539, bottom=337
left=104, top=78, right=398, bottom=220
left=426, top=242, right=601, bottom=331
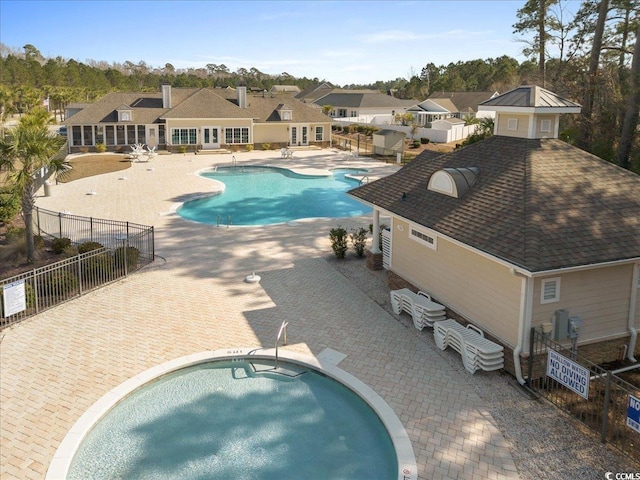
left=527, top=327, right=640, bottom=461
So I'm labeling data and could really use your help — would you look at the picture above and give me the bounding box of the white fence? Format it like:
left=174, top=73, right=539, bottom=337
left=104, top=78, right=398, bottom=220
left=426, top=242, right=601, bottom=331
left=333, top=120, right=478, bottom=144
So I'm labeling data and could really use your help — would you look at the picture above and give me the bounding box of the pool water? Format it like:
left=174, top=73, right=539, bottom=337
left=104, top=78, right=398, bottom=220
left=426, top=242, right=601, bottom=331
left=68, top=360, right=397, bottom=479
left=177, top=166, right=371, bottom=226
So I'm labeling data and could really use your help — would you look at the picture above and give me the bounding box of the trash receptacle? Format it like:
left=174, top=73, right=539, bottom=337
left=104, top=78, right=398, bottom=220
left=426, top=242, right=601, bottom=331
left=43, top=180, right=52, bottom=197
left=396, top=152, right=402, bottom=164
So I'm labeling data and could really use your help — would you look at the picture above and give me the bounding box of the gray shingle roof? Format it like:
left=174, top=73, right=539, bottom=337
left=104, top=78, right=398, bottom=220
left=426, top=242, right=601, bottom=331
left=314, top=91, right=415, bottom=109
left=64, top=87, right=331, bottom=126
left=349, top=136, right=640, bottom=272
left=428, top=91, right=499, bottom=114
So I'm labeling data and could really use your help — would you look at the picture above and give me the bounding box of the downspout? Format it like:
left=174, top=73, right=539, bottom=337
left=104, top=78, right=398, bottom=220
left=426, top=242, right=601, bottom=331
left=627, top=264, right=639, bottom=361
left=512, top=269, right=533, bottom=385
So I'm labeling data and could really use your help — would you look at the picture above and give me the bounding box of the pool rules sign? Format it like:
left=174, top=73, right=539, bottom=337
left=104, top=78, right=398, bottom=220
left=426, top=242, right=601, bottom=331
left=546, top=349, right=590, bottom=399
left=2, top=280, right=27, bottom=317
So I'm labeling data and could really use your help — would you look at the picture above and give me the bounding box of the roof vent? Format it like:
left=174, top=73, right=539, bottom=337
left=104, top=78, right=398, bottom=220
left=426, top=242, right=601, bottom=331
left=427, top=167, right=480, bottom=198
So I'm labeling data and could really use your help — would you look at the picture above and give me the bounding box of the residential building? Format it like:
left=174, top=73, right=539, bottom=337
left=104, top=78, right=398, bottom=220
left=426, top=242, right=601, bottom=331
left=63, top=85, right=332, bottom=154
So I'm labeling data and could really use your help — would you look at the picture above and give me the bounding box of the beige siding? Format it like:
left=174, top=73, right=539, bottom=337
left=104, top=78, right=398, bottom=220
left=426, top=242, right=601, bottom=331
left=495, top=113, right=530, bottom=138
left=533, top=114, right=558, bottom=138
left=390, top=218, right=522, bottom=346
left=253, top=124, right=288, bottom=144
left=531, top=265, right=635, bottom=344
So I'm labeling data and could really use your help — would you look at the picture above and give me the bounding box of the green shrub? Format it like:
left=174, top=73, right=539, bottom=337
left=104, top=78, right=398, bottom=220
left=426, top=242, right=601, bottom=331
left=114, top=245, right=140, bottom=269
left=420, top=137, right=430, bottom=144
left=329, top=226, right=349, bottom=259
left=411, top=140, right=421, bottom=148
left=78, top=241, right=103, bottom=254
left=83, top=252, right=112, bottom=279
left=178, top=145, right=187, bottom=154
left=0, top=187, right=20, bottom=223
left=261, top=143, right=271, bottom=150
left=51, top=237, right=71, bottom=254
left=349, top=227, right=368, bottom=257
left=43, top=270, right=78, bottom=296
left=95, top=143, right=107, bottom=153
left=245, top=144, right=254, bottom=152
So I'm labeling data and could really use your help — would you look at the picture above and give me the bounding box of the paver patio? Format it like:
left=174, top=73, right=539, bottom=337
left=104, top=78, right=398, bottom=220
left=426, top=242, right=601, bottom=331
left=0, top=148, right=633, bottom=479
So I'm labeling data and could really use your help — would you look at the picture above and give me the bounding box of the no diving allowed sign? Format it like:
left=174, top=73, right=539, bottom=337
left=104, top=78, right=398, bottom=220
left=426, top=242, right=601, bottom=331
left=546, top=349, right=590, bottom=399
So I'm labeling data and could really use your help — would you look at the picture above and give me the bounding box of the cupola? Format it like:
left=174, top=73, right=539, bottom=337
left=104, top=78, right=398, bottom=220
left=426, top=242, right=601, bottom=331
left=478, top=85, right=581, bottom=140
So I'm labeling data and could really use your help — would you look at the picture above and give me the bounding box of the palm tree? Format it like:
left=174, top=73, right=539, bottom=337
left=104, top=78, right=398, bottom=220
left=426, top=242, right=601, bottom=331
left=0, top=110, right=69, bottom=262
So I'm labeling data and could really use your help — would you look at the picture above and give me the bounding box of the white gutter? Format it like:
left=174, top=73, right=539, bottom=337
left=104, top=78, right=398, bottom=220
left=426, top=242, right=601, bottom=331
left=347, top=201, right=640, bottom=279
left=628, top=264, right=639, bottom=362
left=513, top=272, right=533, bottom=385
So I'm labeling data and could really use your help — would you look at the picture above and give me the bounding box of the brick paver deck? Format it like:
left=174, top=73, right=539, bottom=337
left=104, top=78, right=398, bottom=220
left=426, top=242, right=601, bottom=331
left=1, top=149, right=518, bottom=479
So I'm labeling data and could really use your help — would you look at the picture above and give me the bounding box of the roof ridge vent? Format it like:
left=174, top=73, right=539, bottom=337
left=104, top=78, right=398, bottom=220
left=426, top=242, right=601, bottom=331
left=428, top=167, right=480, bottom=198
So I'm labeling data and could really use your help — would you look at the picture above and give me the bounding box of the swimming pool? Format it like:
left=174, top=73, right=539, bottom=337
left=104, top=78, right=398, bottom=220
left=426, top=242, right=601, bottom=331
left=49, top=350, right=416, bottom=480
left=177, top=166, right=371, bottom=226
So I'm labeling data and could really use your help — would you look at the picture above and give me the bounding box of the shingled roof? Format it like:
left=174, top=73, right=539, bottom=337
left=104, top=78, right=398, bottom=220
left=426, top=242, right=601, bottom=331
left=349, top=136, right=640, bottom=272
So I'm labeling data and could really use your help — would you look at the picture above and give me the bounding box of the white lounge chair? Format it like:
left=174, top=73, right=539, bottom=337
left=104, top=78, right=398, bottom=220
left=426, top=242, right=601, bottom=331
left=390, top=289, right=446, bottom=330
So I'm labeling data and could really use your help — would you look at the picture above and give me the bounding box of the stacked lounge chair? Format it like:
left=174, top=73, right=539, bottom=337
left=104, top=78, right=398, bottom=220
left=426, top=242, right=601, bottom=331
left=433, top=319, right=504, bottom=374
left=390, top=289, right=447, bottom=330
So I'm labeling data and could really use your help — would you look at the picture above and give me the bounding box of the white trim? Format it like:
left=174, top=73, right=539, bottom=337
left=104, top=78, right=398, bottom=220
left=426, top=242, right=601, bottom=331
left=540, top=277, right=561, bottom=304
left=344, top=202, right=640, bottom=278
left=540, top=119, right=551, bottom=133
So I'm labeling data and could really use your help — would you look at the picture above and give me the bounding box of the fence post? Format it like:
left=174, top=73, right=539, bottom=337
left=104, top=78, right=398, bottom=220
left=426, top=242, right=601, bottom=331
left=77, top=253, right=83, bottom=296
left=527, top=327, right=536, bottom=388
left=33, top=268, right=40, bottom=315
left=58, top=211, right=62, bottom=238
left=601, top=370, right=612, bottom=443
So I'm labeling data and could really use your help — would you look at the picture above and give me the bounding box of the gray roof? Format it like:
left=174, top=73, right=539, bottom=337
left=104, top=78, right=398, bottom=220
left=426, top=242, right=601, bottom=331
left=479, top=85, right=581, bottom=110
left=349, top=136, right=640, bottom=272
left=427, top=91, right=499, bottom=114
left=65, top=87, right=331, bottom=126
left=161, top=89, right=254, bottom=119
left=314, top=91, right=415, bottom=109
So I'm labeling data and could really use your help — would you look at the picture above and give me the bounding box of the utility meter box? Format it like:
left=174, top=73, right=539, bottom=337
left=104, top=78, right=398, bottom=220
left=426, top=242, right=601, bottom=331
left=568, top=316, right=583, bottom=339
left=553, top=309, right=569, bottom=340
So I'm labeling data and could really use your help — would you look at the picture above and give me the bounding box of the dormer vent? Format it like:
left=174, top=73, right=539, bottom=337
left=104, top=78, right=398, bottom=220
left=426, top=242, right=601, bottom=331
left=428, top=167, right=480, bottom=198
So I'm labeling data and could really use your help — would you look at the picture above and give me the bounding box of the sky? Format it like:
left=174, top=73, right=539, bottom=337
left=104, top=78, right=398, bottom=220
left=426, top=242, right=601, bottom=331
left=0, top=0, right=583, bottom=86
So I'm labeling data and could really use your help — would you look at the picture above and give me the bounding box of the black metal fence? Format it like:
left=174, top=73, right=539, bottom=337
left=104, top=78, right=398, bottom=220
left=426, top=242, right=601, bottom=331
left=527, top=327, right=640, bottom=460
left=0, top=208, right=154, bottom=328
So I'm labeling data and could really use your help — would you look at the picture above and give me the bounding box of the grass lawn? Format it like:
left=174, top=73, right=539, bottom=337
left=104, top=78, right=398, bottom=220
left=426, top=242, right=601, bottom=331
left=59, top=154, right=131, bottom=182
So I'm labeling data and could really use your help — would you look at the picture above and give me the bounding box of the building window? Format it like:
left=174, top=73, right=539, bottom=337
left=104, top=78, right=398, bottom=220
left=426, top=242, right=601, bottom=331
left=315, top=126, right=323, bottom=142
left=72, top=126, right=82, bottom=146
left=170, top=128, right=197, bottom=145
left=409, top=226, right=437, bottom=250
left=105, top=126, right=115, bottom=145
left=224, top=127, right=249, bottom=144
left=540, top=119, right=551, bottom=133
left=137, top=125, right=146, bottom=144
left=338, top=109, right=346, bottom=117
left=350, top=111, right=357, bottom=117
left=507, top=118, right=518, bottom=131
left=541, top=277, right=561, bottom=304
left=127, top=125, right=136, bottom=144
left=82, top=125, right=93, bottom=146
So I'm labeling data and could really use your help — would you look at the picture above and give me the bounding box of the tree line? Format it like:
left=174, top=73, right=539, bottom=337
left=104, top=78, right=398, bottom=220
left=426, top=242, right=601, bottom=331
left=0, top=0, right=638, bottom=171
